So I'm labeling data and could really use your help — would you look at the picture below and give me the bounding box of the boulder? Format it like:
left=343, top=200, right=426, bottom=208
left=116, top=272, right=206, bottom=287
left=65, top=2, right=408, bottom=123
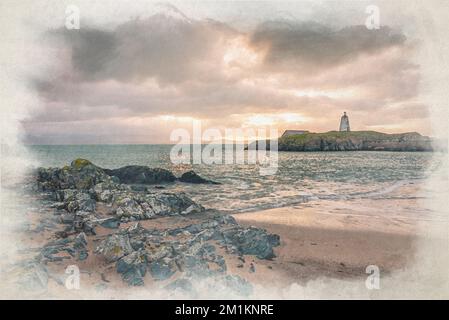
left=104, top=166, right=176, bottom=184
left=116, top=250, right=147, bottom=286
left=74, top=232, right=89, bottom=261
left=148, top=260, right=176, bottom=281
left=112, top=191, right=204, bottom=221
left=95, top=233, right=134, bottom=262
left=221, top=226, right=280, bottom=259
left=36, top=158, right=113, bottom=191
left=179, top=171, right=220, bottom=184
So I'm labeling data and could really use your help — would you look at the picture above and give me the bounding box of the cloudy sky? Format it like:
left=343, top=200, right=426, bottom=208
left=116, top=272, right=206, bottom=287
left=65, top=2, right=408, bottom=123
left=22, top=1, right=430, bottom=144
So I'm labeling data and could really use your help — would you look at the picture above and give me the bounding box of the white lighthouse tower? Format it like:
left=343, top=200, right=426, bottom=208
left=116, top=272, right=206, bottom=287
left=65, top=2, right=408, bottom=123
left=339, top=112, right=350, bottom=132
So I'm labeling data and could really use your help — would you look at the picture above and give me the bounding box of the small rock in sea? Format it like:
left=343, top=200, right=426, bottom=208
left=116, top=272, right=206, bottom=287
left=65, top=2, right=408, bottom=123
left=179, top=171, right=220, bottom=184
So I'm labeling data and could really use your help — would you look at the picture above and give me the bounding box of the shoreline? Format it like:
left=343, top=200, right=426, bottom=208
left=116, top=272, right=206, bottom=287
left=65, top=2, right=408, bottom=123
left=232, top=197, right=426, bottom=284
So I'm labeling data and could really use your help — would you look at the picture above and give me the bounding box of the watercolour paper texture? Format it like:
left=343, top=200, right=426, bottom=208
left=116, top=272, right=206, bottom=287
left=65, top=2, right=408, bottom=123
left=0, top=0, right=448, bottom=299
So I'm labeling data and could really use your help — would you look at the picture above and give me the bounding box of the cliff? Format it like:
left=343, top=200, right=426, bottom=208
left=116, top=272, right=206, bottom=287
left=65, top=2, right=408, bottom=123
left=251, top=131, right=439, bottom=152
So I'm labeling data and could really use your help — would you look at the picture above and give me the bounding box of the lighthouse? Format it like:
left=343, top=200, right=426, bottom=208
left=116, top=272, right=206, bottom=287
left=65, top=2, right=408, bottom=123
left=339, top=112, right=350, bottom=132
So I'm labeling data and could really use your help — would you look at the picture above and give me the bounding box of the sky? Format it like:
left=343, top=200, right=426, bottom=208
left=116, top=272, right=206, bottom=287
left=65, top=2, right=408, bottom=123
left=21, top=1, right=431, bottom=144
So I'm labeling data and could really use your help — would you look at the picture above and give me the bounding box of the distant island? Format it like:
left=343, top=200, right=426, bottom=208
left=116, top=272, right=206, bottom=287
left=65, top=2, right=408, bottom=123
left=276, top=130, right=436, bottom=152
left=248, top=130, right=441, bottom=152
left=248, top=112, right=443, bottom=152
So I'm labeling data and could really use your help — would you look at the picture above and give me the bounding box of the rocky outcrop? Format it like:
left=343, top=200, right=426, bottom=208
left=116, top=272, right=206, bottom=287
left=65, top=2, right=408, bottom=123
left=25, top=159, right=280, bottom=292
left=94, top=215, right=280, bottom=286
left=280, top=131, right=436, bottom=152
left=249, top=131, right=438, bottom=152
left=36, top=159, right=205, bottom=231
left=37, top=159, right=218, bottom=190
left=36, top=159, right=114, bottom=191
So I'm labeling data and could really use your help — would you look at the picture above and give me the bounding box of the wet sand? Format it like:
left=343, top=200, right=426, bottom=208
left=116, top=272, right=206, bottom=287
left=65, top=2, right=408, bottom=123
left=233, top=197, right=426, bottom=284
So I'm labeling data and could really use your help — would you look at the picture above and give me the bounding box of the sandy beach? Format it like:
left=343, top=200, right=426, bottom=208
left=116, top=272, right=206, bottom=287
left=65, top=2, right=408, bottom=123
left=233, top=196, right=427, bottom=285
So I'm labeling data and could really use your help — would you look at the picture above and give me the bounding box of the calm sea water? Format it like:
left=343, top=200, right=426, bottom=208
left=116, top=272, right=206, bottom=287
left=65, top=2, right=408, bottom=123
left=28, top=145, right=440, bottom=213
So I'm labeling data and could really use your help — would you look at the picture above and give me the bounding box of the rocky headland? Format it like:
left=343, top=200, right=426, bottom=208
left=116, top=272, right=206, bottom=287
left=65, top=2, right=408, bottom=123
left=6, top=159, right=279, bottom=296
left=250, top=131, right=441, bottom=152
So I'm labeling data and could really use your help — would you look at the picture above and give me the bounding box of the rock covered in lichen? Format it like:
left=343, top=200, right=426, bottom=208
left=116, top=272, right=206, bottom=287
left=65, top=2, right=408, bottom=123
left=95, top=233, right=134, bottom=263
left=36, top=159, right=205, bottom=224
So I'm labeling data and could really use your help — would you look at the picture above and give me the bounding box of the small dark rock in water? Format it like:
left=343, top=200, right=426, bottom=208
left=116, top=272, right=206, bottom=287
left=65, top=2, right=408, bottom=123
left=104, top=166, right=176, bottom=185
left=179, top=171, right=220, bottom=184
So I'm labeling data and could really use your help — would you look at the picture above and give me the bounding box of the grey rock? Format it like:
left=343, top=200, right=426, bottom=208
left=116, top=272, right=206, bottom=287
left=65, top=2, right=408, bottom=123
left=112, top=191, right=204, bottom=221
left=95, top=233, right=134, bottom=262
left=179, top=171, right=220, bottom=184
left=149, top=260, right=176, bottom=281
left=60, top=213, right=75, bottom=225
left=116, top=251, right=147, bottom=286
left=36, top=159, right=113, bottom=191
left=96, top=217, right=120, bottom=229
left=221, top=226, right=280, bottom=259
left=104, top=166, right=176, bottom=185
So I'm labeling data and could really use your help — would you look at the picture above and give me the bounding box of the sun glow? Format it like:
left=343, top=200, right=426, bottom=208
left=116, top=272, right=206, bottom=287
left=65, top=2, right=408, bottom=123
left=156, top=115, right=197, bottom=123
left=291, top=88, right=357, bottom=99
left=223, top=36, right=262, bottom=69
left=243, top=113, right=308, bottom=126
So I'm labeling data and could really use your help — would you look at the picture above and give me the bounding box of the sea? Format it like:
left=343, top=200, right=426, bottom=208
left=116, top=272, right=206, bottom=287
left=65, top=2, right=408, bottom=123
left=27, top=145, right=444, bottom=217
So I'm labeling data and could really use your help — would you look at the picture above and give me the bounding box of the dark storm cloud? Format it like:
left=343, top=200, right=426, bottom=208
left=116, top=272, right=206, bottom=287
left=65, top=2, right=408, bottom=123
left=52, top=15, right=235, bottom=84
left=250, top=21, right=406, bottom=70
